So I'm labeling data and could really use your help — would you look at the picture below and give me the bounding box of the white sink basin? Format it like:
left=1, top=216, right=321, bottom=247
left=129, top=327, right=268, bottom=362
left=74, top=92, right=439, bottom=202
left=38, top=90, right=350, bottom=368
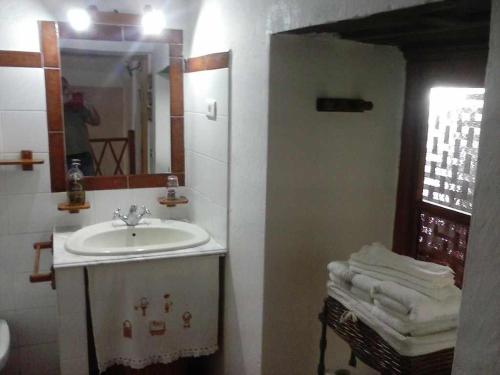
left=65, top=219, right=210, bottom=256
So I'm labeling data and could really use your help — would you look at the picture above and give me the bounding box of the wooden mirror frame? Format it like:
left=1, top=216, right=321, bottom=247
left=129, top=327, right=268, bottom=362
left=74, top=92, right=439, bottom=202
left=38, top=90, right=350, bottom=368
left=39, top=13, right=184, bottom=192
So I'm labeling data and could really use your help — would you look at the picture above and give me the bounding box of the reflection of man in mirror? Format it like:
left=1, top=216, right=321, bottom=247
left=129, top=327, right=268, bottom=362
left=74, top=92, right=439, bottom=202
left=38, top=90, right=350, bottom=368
left=62, top=77, right=101, bottom=176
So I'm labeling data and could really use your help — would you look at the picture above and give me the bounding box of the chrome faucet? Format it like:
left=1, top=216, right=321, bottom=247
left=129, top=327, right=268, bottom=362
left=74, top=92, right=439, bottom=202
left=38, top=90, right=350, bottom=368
left=113, top=205, right=151, bottom=226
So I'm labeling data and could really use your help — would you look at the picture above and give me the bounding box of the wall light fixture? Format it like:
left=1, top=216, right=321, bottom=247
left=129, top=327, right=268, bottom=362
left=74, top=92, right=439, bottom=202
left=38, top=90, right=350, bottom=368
left=142, top=5, right=166, bottom=35
left=67, top=8, right=91, bottom=32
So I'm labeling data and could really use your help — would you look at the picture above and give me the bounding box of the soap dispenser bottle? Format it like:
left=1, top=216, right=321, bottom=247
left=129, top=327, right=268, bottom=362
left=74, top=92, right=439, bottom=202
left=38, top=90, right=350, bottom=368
left=66, top=159, right=86, bottom=204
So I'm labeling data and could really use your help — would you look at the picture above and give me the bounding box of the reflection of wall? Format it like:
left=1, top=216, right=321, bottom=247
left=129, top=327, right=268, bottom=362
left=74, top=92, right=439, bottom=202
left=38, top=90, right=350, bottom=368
left=62, top=54, right=131, bottom=175
left=61, top=53, right=128, bottom=88
left=152, top=43, right=171, bottom=173
left=74, top=86, right=129, bottom=175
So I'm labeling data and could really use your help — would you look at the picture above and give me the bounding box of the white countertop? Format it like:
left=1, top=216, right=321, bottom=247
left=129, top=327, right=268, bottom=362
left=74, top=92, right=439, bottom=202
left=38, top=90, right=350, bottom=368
left=53, top=223, right=227, bottom=269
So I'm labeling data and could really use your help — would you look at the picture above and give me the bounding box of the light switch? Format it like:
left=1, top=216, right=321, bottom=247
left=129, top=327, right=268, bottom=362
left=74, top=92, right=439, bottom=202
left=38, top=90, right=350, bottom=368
left=206, top=99, right=217, bottom=120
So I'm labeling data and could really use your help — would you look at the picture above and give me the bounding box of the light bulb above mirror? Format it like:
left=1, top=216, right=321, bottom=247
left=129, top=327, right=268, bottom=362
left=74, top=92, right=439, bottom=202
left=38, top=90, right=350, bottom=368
left=67, top=8, right=91, bottom=32
left=142, top=5, right=167, bottom=35
left=66, top=5, right=166, bottom=35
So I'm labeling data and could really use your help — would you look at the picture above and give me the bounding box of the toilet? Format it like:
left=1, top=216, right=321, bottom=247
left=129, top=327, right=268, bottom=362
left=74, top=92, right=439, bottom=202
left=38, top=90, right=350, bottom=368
left=0, top=320, right=10, bottom=370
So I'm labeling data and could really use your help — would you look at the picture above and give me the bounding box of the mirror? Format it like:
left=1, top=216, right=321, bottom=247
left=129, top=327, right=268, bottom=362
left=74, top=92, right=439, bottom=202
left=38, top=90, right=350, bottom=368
left=59, top=38, right=171, bottom=176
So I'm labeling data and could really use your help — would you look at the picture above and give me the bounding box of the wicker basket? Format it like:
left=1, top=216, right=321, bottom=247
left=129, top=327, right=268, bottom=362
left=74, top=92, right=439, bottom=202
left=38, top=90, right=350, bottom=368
left=320, top=297, right=454, bottom=375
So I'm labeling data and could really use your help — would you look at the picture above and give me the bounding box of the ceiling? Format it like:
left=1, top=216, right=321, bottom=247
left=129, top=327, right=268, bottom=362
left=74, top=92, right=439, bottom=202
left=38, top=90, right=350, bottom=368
left=286, top=1, right=491, bottom=53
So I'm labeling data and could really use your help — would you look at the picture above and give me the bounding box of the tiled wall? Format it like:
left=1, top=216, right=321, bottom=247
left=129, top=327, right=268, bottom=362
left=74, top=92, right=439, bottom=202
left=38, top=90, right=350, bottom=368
left=0, top=46, right=228, bottom=375
left=0, top=65, right=59, bottom=374
left=0, top=6, right=229, bottom=375
left=184, top=68, right=229, bottom=248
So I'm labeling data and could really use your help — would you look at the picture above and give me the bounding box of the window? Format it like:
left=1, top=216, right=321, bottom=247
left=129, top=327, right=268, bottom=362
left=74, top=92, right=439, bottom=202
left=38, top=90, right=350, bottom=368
left=392, top=52, right=487, bottom=287
left=416, top=87, right=484, bottom=285
left=422, top=87, right=484, bottom=213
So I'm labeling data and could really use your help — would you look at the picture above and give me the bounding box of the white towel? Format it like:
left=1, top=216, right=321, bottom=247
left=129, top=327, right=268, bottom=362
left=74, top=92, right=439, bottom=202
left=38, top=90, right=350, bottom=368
left=326, top=282, right=457, bottom=356
left=350, top=262, right=457, bottom=300
left=372, top=302, right=458, bottom=337
left=88, top=257, right=219, bottom=371
left=351, top=273, right=380, bottom=296
left=373, top=281, right=461, bottom=323
left=350, top=286, right=372, bottom=303
left=329, top=274, right=351, bottom=291
left=328, top=262, right=378, bottom=302
left=327, top=261, right=354, bottom=283
left=350, top=242, right=454, bottom=285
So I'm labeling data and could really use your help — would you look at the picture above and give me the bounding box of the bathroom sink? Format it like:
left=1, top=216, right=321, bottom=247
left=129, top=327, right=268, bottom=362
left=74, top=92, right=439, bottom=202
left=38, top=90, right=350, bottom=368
left=65, top=219, right=210, bottom=256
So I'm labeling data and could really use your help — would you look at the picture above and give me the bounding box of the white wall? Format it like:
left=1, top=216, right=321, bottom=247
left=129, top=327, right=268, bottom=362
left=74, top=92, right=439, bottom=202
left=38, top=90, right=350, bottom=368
left=452, top=0, right=500, bottom=373
left=182, top=1, right=438, bottom=374
left=262, top=34, right=405, bottom=375
left=61, top=54, right=129, bottom=88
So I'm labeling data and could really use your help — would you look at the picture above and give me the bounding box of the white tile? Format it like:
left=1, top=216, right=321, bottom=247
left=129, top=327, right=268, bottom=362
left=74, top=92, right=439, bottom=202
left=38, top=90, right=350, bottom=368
left=209, top=201, right=228, bottom=247
left=10, top=306, right=58, bottom=347
left=18, top=342, right=60, bottom=375
left=186, top=151, right=228, bottom=208
left=131, top=187, right=170, bottom=219
left=0, top=153, right=51, bottom=195
left=14, top=272, right=57, bottom=309
left=55, top=268, right=86, bottom=316
left=185, top=112, right=228, bottom=163
left=0, top=232, right=52, bottom=274
left=0, top=196, right=9, bottom=236
left=58, top=313, right=87, bottom=361
left=7, top=193, right=95, bottom=234
left=188, top=189, right=228, bottom=247
left=60, top=356, right=88, bottom=375
left=0, top=271, right=16, bottom=311
left=0, top=111, right=48, bottom=152
left=0, top=68, right=46, bottom=111
left=0, top=18, right=40, bottom=52
left=92, top=189, right=133, bottom=223
left=7, top=193, right=54, bottom=234
left=52, top=192, right=95, bottom=229
left=184, top=68, right=229, bottom=116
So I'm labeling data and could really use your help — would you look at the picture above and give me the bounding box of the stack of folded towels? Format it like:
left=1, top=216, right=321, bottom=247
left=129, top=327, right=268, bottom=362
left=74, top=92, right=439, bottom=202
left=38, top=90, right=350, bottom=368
left=327, top=242, right=461, bottom=357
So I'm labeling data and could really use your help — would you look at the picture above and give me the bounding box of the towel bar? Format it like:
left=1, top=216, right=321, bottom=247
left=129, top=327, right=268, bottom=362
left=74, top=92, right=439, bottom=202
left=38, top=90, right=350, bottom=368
left=30, top=239, right=55, bottom=289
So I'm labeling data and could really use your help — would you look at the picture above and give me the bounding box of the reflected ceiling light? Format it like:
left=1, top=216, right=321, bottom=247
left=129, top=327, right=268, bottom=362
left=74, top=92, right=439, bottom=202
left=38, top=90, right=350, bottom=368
left=67, top=8, right=91, bottom=32
left=142, top=5, right=166, bottom=35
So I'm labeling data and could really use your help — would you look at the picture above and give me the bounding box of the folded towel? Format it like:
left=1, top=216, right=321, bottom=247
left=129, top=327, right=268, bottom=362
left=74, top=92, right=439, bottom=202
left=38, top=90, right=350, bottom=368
left=373, top=293, right=409, bottom=315
left=326, top=282, right=457, bottom=356
left=327, top=261, right=354, bottom=283
left=350, top=243, right=454, bottom=285
left=372, top=301, right=458, bottom=336
left=328, top=270, right=373, bottom=303
left=351, top=273, right=380, bottom=296
left=351, top=286, right=372, bottom=303
left=329, top=274, right=351, bottom=291
left=350, top=262, right=456, bottom=300
left=373, top=281, right=461, bottom=323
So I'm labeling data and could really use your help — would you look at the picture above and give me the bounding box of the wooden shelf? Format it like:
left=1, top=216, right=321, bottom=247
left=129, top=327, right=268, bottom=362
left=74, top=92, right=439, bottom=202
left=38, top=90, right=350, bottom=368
left=0, top=150, right=44, bottom=171
left=158, top=196, right=189, bottom=207
left=58, top=202, right=91, bottom=214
